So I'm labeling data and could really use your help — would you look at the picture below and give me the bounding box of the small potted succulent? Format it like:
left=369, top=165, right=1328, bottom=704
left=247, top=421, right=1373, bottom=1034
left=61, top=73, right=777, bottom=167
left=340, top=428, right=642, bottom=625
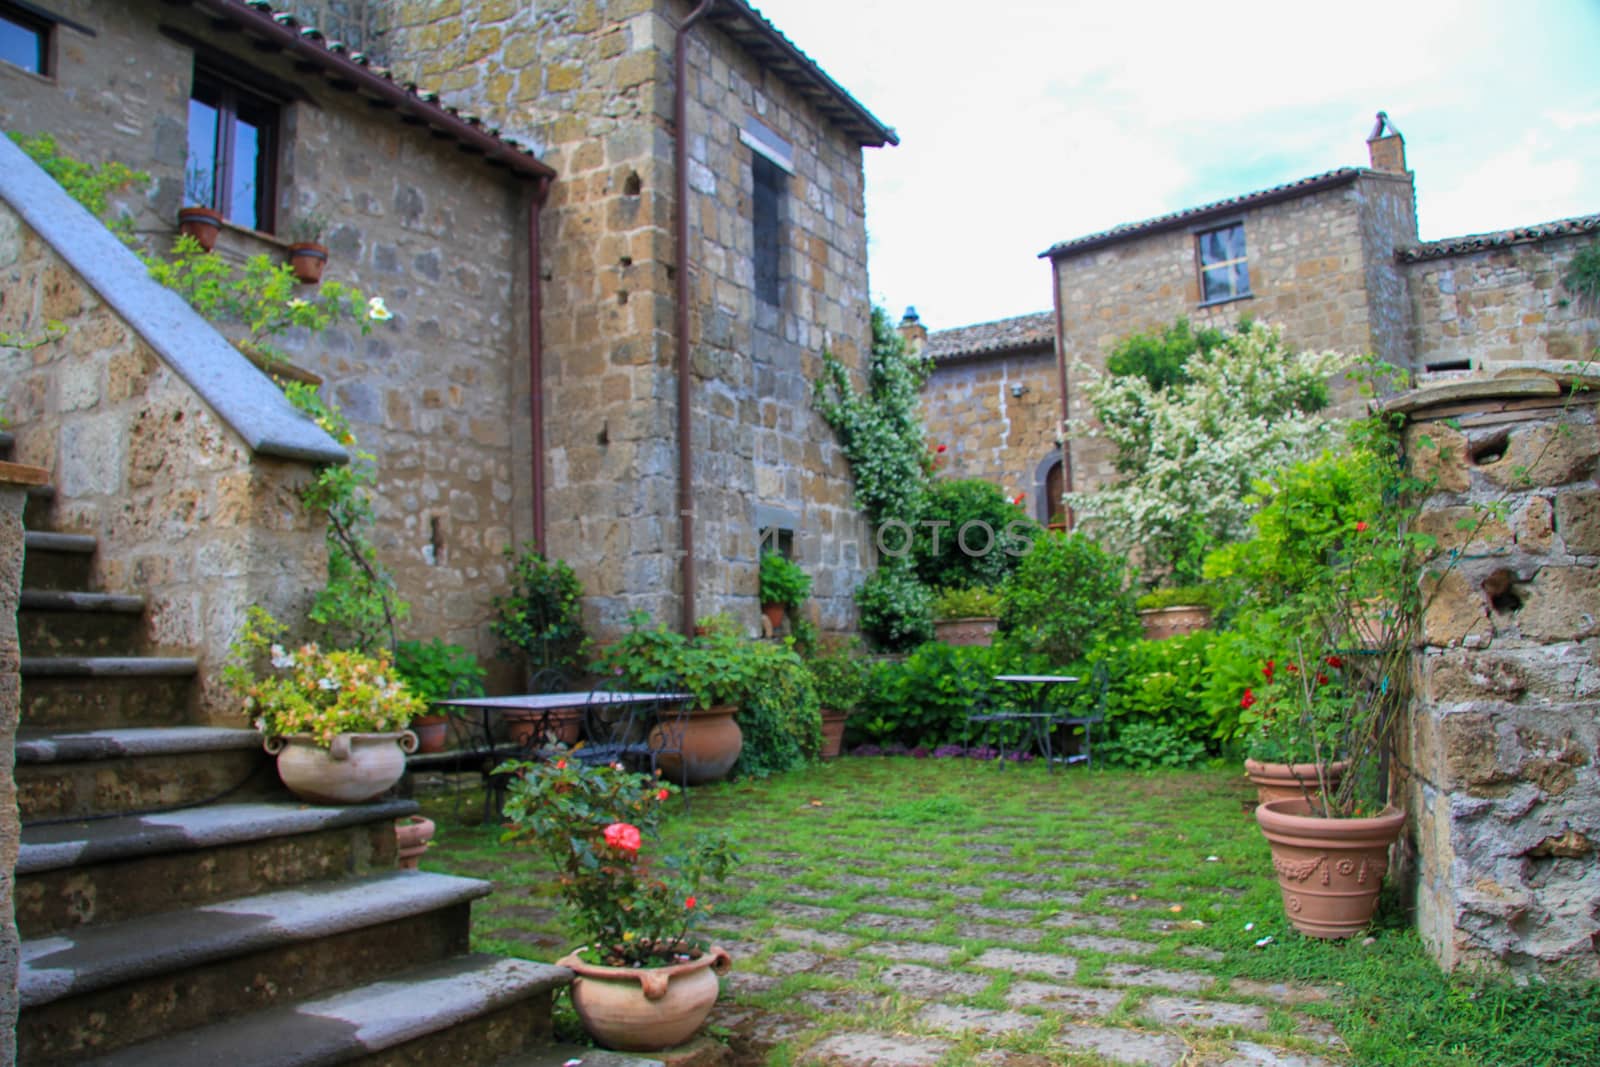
left=758, top=550, right=810, bottom=632
left=287, top=212, right=330, bottom=284
left=224, top=607, right=424, bottom=804
left=931, top=585, right=1003, bottom=647
left=500, top=755, right=736, bottom=1051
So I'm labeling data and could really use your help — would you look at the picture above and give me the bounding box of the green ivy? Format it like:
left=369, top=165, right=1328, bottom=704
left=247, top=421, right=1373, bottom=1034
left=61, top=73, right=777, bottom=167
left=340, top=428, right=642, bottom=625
left=854, top=561, right=933, bottom=651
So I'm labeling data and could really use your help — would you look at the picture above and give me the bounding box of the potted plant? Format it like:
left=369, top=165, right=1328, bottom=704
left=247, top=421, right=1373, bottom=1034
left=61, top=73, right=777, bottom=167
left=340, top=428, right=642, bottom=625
left=178, top=163, right=223, bottom=251
left=393, top=637, right=487, bottom=754
left=1237, top=652, right=1351, bottom=805
left=931, top=585, right=1003, bottom=646
left=225, top=607, right=425, bottom=804
left=1136, top=584, right=1218, bottom=640
left=287, top=211, right=331, bottom=284
left=757, top=550, right=810, bottom=632
left=492, top=544, right=587, bottom=680
left=500, top=756, right=736, bottom=1051
left=806, top=637, right=871, bottom=758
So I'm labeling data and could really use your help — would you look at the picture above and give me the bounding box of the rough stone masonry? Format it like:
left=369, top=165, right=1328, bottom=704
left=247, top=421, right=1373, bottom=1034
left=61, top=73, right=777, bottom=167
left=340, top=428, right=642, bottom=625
left=1401, top=365, right=1600, bottom=978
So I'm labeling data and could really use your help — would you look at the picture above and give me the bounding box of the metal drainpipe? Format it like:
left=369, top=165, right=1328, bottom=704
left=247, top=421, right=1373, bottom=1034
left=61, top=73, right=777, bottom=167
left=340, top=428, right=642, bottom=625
left=1050, top=258, right=1075, bottom=529
left=675, top=0, right=717, bottom=636
left=529, top=176, right=551, bottom=555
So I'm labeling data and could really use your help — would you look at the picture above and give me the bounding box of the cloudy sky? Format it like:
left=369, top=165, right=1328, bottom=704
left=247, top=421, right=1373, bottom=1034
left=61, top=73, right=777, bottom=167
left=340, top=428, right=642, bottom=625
left=750, top=0, right=1600, bottom=332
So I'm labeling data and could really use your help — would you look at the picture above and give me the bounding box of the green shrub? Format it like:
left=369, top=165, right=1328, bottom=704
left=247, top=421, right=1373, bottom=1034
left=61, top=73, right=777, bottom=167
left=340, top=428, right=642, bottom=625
left=492, top=546, right=587, bottom=671
left=1104, top=315, right=1229, bottom=394
left=1099, top=719, right=1208, bottom=770
left=999, top=532, right=1137, bottom=664
left=758, top=551, right=811, bottom=609
left=806, top=637, right=872, bottom=711
left=911, top=479, right=1038, bottom=590
left=855, top=562, right=933, bottom=651
left=1048, top=631, right=1228, bottom=761
left=393, top=638, right=486, bottom=704
left=931, top=585, right=1003, bottom=620
left=854, top=641, right=1053, bottom=748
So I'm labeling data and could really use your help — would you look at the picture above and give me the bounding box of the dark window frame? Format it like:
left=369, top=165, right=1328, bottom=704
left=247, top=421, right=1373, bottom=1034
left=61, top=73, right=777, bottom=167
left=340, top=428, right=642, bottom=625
left=0, top=1, right=52, bottom=76
left=1195, top=219, right=1252, bottom=306
left=188, top=65, right=280, bottom=234
left=752, top=152, right=785, bottom=308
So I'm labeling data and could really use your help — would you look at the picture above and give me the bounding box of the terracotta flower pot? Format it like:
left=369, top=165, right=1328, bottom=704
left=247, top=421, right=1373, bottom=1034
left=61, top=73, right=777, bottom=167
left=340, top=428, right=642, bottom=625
left=760, top=602, right=786, bottom=632
left=1138, top=605, right=1212, bottom=641
left=504, top=707, right=582, bottom=748
left=1244, top=758, right=1350, bottom=806
left=1255, top=797, right=1406, bottom=939
left=933, top=616, right=998, bottom=647
left=654, top=704, right=742, bottom=785
left=557, top=944, right=731, bottom=1052
left=288, top=241, right=328, bottom=284
left=819, top=708, right=848, bottom=759
left=264, top=731, right=418, bottom=805
left=177, top=205, right=222, bottom=251
left=396, top=814, right=435, bottom=869
left=412, top=714, right=449, bottom=754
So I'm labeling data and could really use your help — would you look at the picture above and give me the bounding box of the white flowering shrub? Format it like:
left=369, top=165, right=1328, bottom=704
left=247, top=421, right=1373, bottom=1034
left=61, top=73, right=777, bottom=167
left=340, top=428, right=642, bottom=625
left=1065, top=320, right=1354, bottom=586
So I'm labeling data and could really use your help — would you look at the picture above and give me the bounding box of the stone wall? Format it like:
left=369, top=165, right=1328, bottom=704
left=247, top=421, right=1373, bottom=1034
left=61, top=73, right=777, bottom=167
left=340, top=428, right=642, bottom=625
left=0, top=203, right=325, bottom=722
left=921, top=350, right=1061, bottom=522
left=1403, top=371, right=1600, bottom=977
left=380, top=0, right=874, bottom=634
left=0, top=468, right=39, bottom=1067
left=1405, top=234, right=1600, bottom=369
left=1, top=0, right=534, bottom=682
left=1052, top=173, right=1416, bottom=495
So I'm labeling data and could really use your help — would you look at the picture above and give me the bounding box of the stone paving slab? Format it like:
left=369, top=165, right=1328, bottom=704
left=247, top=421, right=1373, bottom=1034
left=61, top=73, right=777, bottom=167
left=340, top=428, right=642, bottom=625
left=953, top=904, right=1036, bottom=923
left=857, top=940, right=956, bottom=964
left=1059, top=933, right=1158, bottom=955
left=771, top=902, right=838, bottom=923
left=1004, top=980, right=1124, bottom=1016
left=1217, top=1041, right=1345, bottom=1067
left=1226, top=978, right=1335, bottom=1004
left=866, top=895, right=936, bottom=912
left=1042, top=910, right=1122, bottom=931
left=783, top=885, right=835, bottom=901
left=1001, top=887, right=1080, bottom=904
left=1141, top=994, right=1274, bottom=1031
left=1176, top=945, right=1226, bottom=962
left=800, top=1034, right=950, bottom=1067
left=724, top=972, right=782, bottom=996
left=970, top=948, right=1078, bottom=981
left=876, top=962, right=991, bottom=998
left=1102, top=962, right=1216, bottom=991
left=835, top=874, right=892, bottom=889
left=762, top=949, right=826, bottom=974
left=773, top=927, right=855, bottom=951
left=916, top=1002, right=1038, bottom=1036
left=954, top=922, right=1045, bottom=945
left=1054, top=1024, right=1190, bottom=1066
left=848, top=912, right=938, bottom=934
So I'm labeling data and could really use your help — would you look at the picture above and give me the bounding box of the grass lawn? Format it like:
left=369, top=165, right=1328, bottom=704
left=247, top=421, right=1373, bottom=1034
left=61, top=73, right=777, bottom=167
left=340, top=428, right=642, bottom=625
left=415, top=757, right=1599, bottom=1067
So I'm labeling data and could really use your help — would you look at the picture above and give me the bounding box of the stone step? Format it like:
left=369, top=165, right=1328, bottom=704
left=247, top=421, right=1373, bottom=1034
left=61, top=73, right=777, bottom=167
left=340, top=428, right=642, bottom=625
left=18, top=872, right=499, bottom=1063
left=19, top=589, right=148, bottom=657
left=66, top=953, right=569, bottom=1067
left=15, top=725, right=267, bottom=823
left=20, top=655, right=198, bottom=729
left=17, top=798, right=417, bottom=937
left=21, top=528, right=96, bottom=590
left=24, top=482, right=54, bottom=528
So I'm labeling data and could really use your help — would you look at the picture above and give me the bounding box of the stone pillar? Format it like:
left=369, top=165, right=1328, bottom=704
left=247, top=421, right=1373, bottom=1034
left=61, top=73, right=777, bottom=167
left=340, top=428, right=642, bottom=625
left=1397, top=367, right=1600, bottom=978
left=0, top=459, right=48, bottom=1067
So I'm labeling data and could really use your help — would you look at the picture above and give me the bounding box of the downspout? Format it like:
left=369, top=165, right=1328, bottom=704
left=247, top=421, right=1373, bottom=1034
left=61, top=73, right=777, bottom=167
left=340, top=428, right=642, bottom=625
left=674, top=0, right=717, bottom=635
left=529, top=176, right=552, bottom=554
left=1050, top=256, right=1075, bottom=529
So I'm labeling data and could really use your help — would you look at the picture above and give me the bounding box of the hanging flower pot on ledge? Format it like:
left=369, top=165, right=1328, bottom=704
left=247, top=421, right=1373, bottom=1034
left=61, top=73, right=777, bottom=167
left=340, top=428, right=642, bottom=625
left=177, top=205, right=222, bottom=252
left=288, top=241, right=329, bottom=284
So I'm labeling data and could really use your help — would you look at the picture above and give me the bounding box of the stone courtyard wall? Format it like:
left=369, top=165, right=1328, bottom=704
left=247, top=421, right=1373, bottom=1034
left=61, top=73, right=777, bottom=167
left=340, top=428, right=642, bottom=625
left=1, top=0, right=535, bottom=683
left=1405, top=232, right=1600, bottom=369
left=0, top=203, right=324, bottom=722
left=921, top=349, right=1062, bottom=523
left=1403, top=371, right=1600, bottom=977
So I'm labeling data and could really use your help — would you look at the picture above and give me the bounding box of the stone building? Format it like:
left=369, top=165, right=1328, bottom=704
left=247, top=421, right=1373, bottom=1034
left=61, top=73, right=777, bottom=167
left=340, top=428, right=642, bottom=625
left=0, top=0, right=896, bottom=704
left=921, top=117, right=1599, bottom=516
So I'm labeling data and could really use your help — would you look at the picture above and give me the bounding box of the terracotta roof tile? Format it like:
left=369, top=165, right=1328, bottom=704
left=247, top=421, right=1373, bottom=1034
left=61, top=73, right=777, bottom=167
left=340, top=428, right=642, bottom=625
left=1397, top=213, right=1600, bottom=262
left=925, top=311, right=1055, bottom=363
left=1041, top=168, right=1364, bottom=259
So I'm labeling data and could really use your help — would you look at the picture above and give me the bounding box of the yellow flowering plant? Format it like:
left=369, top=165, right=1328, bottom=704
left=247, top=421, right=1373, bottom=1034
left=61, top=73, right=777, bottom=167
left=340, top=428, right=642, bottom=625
left=224, top=607, right=423, bottom=747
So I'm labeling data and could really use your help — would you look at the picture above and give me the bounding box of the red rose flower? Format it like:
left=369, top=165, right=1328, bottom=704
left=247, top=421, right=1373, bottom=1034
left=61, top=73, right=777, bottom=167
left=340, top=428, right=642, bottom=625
left=602, top=822, right=641, bottom=853
left=1262, top=659, right=1275, bottom=681
left=1355, top=520, right=1368, bottom=533
left=1240, top=688, right=1256, bottom=709
left=685, top=896, right=697, bottom=910
left=657, top=788, right=670, bottom=802
left=1325, top=655, right=1343, bottom=669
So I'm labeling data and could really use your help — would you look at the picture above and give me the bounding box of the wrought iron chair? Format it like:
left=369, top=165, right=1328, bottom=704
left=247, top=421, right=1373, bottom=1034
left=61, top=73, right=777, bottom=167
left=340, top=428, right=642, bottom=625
left=483, top=667, right=570, bottom=823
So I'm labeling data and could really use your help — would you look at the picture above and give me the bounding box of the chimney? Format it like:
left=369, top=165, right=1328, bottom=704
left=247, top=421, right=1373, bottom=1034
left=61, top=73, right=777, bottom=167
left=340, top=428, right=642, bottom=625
left=898, top=306, right=927, bottom=354
left=1367, top=111, right=1407, bottom=174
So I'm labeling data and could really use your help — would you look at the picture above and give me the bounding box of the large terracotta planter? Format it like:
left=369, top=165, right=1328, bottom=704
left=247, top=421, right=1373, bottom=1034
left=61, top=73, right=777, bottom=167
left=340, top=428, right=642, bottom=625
left=264, top=731, right=417, bottom=805
left=1256, top=798, right=1406, bottom=939
left=557, top=944, right=731, bottom=1052
left=396, top=814, right=435, bottom=869
left=655, top=704, right=742, bottom=785
left=933, top=616, right=998, bottom=647
left=1138, top=605, right=1212, bottom=641
left=819, top=708, right=848, bottom=759
left=1244, top=758, right=1350, bottom=806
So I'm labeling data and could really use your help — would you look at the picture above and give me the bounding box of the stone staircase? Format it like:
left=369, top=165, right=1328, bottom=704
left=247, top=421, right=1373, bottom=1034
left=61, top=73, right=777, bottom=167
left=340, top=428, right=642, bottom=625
left=6, top=432, right=629, bottom=1066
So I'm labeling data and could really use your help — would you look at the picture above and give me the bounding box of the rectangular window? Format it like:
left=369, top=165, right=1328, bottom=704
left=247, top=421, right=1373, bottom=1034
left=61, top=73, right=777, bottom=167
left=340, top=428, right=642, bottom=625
left=0, top=2, right=49, bottom=74
left=187, top=68, right=278, bottom=233
left=1197, top=222, right=1251, bottom=304
left=753, top=154, right=784, bottom=307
